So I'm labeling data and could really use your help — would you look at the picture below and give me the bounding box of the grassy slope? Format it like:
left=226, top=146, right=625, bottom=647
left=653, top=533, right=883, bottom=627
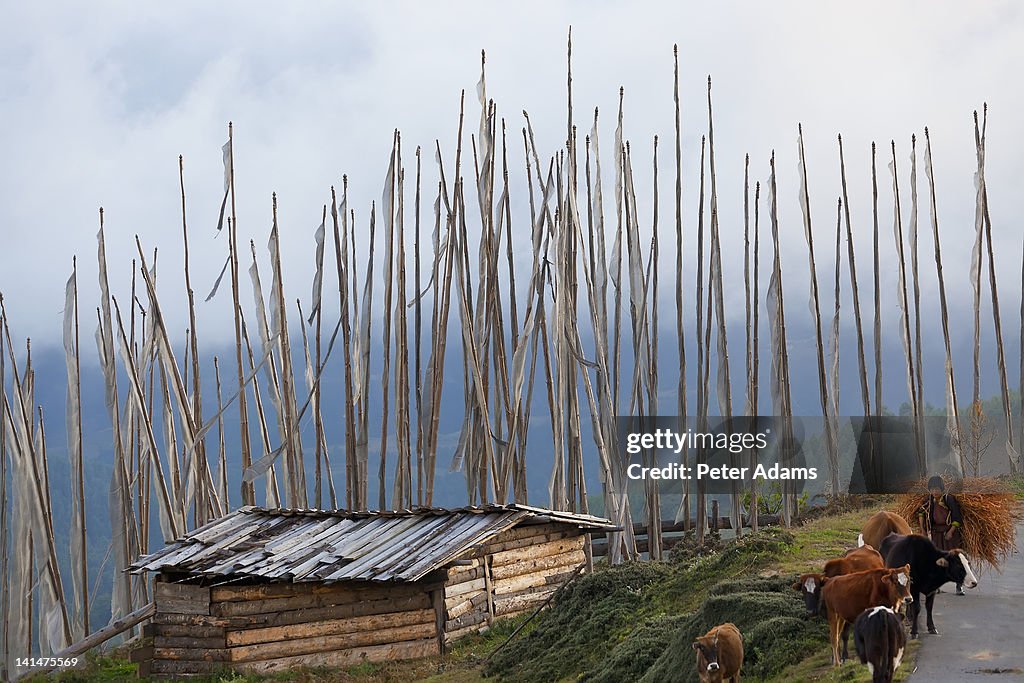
left=40, top=498, right=925, bottom=683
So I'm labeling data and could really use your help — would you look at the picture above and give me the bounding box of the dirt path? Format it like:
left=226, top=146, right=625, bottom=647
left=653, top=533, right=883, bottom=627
left=907, top=522, right=1024, bottom=680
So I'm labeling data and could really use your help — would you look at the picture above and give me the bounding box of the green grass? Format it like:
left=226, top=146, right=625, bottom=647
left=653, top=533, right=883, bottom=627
left=768, top=639, right=920, bottom=682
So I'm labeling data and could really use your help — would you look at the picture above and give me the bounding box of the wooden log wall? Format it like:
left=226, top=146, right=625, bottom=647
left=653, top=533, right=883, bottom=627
left=133, top=574, right=442, bottom=677
left=441, top=523, right=588, bottom=644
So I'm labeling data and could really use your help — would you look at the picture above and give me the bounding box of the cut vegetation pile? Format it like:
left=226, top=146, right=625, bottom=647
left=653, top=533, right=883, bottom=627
left=485, top=528, right=827, bottom=683
left=892, top=476, right=1021, bottom=569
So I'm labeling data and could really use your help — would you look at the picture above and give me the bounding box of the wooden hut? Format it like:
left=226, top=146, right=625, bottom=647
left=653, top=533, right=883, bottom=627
left=128, top=504, right=615, bottom=677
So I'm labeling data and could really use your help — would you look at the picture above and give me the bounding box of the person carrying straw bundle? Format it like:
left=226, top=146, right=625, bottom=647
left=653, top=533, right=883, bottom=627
left=917, top=475, right=966, bottom=595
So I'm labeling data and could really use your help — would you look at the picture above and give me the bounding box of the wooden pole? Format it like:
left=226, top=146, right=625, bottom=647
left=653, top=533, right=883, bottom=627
left=14, top=603, right=156, bottom=682
left=922, top=128, right=962, bottom=472
left=227, top=123, right=255, bottom=507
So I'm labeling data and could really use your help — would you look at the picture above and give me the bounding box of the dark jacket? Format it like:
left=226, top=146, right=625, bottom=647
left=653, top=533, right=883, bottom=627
left=917, top=493, right=963, bottom=533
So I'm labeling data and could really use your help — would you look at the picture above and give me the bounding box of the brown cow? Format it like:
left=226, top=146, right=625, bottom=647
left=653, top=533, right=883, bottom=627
left=826, top=546, right=884, bottom=576
left=819, top=565, right=913, bottom=666
left=859, top=511, right=912, bottom=551
left=692, top=622, right=743, bottom=682
left=793, top=546, right=885, bottom=617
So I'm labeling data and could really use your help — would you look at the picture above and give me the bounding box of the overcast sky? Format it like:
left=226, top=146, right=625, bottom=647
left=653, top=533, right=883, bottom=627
left=1, top=1, right=1022, bottom=365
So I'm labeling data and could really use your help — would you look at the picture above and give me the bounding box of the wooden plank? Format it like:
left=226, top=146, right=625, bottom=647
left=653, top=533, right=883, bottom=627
left=493, top=586, right=558, bottom=617
left=154, top=635, right=227, bottom=649
left=229, top=623, right=436, bottom=662
left=492, top=567, right=576, bottom=596
left=445, top=592, right=489, bottom=620
left=157, top=597, right=211, bottom=616
left=153, top=613, right=229, bottom=627
left=489, top=536, right=584, bottom=567
left=431, top=588, right=447, bottom=657
left=484, top=523, right=573, bottom=545
left=156, top=583, right=211, bottom=616
left=235, top=638, right=439, bottom=674
left=211, top=582, right=429, bottom=617
left=146, top=623, right=225, bottom=639
left=444, top=564, right=485, bottom=584
left=221, top=594, right=432, bottom=630
left=153, top=647, right=231, bottom=662
left=472, top=529, right=576, bottom=556
left=211, top=582, right=339, bottom=602
left=489, top=548, right=583, bottom=580
left=445, top=609, right=488, bottom=631
left=483, top=555, right=494, bottom=625
left=443, top=577, right=485, bottom=601
left=225, top=608, right=434, bottom=646
left=156, top=582, right=211, bottom=601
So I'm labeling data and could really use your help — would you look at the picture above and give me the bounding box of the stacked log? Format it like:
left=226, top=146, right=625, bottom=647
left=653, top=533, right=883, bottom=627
left=134, top=575, right=441, bottom=677
left=439, top=523, right=588, bottom=644
left=488, top=534, right=583, bottom=619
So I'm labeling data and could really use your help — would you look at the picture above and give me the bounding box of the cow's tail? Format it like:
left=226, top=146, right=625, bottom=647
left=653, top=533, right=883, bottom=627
left=857, top=533, right=865, bottom=548
left=878, top=612, right=893, bottom=683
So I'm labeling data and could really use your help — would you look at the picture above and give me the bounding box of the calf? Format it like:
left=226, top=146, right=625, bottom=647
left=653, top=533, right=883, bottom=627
left=880, top=533, right=979, bottom=637
left=854, top=606, right=906, bottom=683
left=858, top=511, right=912, bottom=550
left=692, top=622, right=743, bottom=683
left=819, top=565, right=912, bottom=666
left=793, top=546, right=884, bottom=617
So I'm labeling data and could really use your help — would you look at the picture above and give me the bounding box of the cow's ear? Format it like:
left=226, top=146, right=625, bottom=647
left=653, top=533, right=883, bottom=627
left=936, top=557, right=949, bottom=568
left=692, top=642, right=700, bottom=651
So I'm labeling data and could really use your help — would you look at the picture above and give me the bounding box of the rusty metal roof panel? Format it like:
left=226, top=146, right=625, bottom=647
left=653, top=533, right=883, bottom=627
left=130, top=504, right=614, bottom=583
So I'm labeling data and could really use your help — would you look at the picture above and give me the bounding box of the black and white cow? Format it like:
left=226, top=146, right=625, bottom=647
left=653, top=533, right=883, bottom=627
left=853, top=606, right=906, bottom=683
left=880, top=533, right=979, bottom=637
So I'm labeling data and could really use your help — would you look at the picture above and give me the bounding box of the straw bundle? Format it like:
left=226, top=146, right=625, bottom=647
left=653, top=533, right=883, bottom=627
left=892, top=476, right=1021, bottom=569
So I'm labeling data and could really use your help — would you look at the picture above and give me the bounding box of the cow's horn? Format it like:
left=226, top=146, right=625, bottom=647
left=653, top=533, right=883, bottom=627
left=936, top=557, right=949, bottom=567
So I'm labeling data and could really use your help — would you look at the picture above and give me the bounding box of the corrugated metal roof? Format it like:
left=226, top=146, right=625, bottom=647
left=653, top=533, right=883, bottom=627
left=130, top=504, right=615, bottom=583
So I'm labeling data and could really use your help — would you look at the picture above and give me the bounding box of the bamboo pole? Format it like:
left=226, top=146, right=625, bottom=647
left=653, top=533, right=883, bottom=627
left=226, top=123, right=255, bottom=507
left=379, top=132, right=398, bottom=510
left=751, top=179, right=761, bottom=529
left=395, top=152, right=413, bottom=509
left=94, top=212, right=136, bottom=624
left=922, top=128, right=962, bottom=472
left=413, top=148, right=424, bottom=506
left=871, top=144, right=883, bottom=416
left=797, top=125, right=839, bottom=495
left=179, top=155, right=211, bottom=525
left=672, top=45, right=691, bottom=532
left=330, top=181, right=356, bottom=509
left=975, top=108, right=1020, bottom=474
left=766, top=151, right=795, bottom=526
left=889, top=141, right=925, bottom=476
left=63, top=259, right=88, bottom=638
left=705, top=78, right=739, bottom=533
left=908, top=137, right=927, bottom=467
left=743, top=155, right=756, bottom=530
left=0, top=303, right=8, bottom=677
left=838, top=136, right=872, bottom=419
left=694, top=135, right=707, bottom=544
